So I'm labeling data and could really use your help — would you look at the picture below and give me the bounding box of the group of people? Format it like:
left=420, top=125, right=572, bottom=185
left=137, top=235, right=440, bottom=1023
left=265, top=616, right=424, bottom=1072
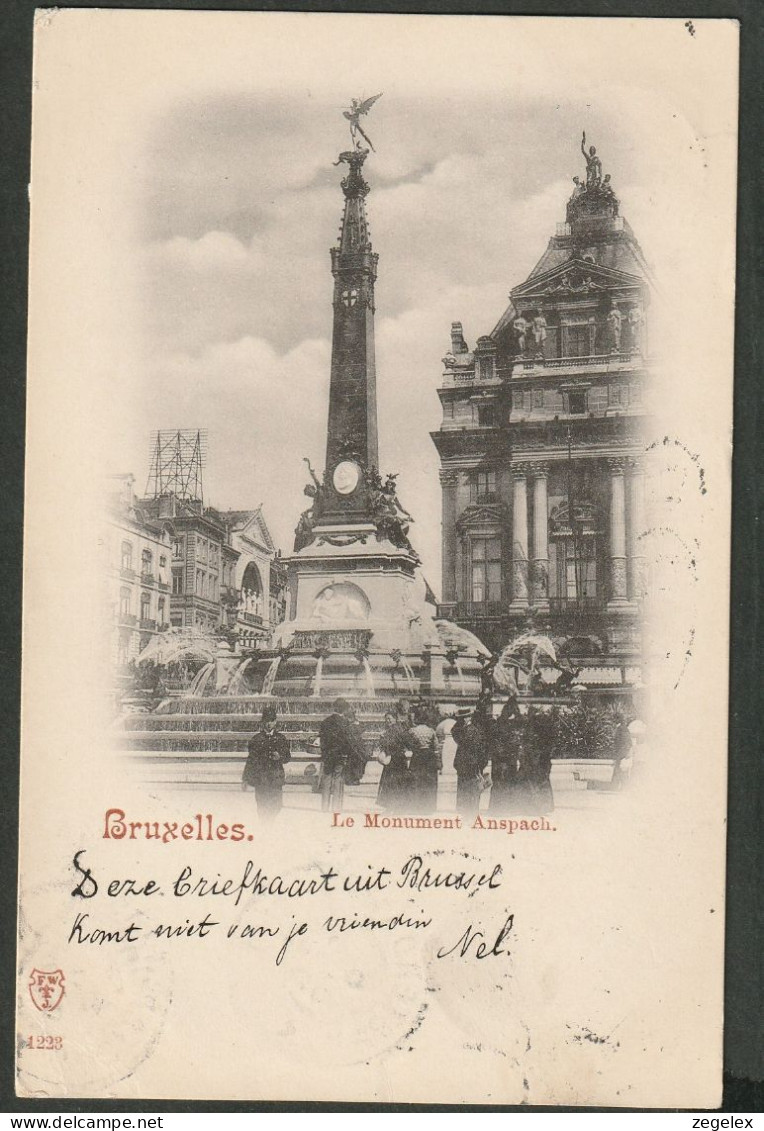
left=242, top=695, right=637, bottom=821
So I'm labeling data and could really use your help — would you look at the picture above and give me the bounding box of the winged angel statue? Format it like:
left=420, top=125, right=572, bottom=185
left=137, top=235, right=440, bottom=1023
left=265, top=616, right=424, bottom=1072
left=343, top=93, right=383, bottom=151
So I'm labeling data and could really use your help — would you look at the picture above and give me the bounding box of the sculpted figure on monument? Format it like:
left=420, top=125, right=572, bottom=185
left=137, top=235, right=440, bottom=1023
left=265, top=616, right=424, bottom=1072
left=343, top=93, right=383, bottom=152
left=293, top=457, right=325, bottom=550
left=378, top=473, right=415, bottom=549
left=313, top=583, right=368, bottom=622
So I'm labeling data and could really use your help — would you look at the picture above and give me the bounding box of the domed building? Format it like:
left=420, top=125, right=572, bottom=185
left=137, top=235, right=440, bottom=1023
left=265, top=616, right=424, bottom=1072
left=432, top=137, right=652, bottom=691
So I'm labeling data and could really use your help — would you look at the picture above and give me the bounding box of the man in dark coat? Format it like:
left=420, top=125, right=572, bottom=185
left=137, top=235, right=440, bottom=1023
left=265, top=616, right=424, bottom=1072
left=489, top=696, right=523, bottom=814
left=319, top=698, right=366, bottom=811
left=242, top=704, right=291, bottom=820
left=453, top=709, right=492, bottom=818
left=522, top=706, right=556, bottom=814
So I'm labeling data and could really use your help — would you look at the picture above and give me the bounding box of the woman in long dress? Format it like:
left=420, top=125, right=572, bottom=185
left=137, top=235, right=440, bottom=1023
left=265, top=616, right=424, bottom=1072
left=408, top=705, right=441, bottom=813
left=376, top=710, right=414, bottom=811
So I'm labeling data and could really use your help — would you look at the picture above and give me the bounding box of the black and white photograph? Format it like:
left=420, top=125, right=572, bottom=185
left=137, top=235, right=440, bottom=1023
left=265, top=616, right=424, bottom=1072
left=17, top=11, right=738, bottom=1106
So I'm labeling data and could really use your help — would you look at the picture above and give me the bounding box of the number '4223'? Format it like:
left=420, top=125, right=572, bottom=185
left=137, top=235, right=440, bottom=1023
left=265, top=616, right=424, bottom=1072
left=26, top=1035, right=63, bottom=1050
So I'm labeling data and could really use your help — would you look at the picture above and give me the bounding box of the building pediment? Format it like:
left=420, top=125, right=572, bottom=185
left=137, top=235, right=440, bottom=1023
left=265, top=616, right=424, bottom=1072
left=511, top=258, right=644, bottom=303
left=456, top=503, right=506, bottom=532
left=226, top=506, right=276, bottom=553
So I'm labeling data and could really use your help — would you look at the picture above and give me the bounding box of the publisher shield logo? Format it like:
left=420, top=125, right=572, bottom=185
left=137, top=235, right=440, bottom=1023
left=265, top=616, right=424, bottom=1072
left=28, top=968, right=65, bottom=1012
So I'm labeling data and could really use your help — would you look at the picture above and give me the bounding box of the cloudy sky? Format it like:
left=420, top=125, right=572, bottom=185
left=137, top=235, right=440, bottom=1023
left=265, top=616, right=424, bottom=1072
left=87, top=13, right=722, bottom=590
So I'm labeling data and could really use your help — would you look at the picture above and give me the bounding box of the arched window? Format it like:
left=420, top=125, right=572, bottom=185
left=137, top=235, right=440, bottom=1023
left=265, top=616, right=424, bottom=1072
left=140, top=592, right=151, bottom=622
left=119, top=588, right=131, bottom=618
left=141, top=549, right=152, bottom=577
left=241, top=561, right=263, bottom=596
left=158, top=597, right=166, bottom=625
left=121, top=541, right=133, bottom=572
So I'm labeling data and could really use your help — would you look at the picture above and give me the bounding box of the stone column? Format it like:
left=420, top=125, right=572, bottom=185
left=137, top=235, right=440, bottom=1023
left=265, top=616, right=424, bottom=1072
left=529, top=461, right=550, bottom=609
left=628, top=459, right=647, bottom=600
left=510, top=470, right=529, bottom=610
left=607, top=458, right=629, bottom=607
left=439, top=470, right=458, bottom=605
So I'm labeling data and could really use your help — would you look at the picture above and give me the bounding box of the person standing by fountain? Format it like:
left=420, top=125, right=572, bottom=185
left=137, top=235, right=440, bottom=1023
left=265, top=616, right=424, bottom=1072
left=489, top=696, right=522, bottom=815
left=242, top=704, right=291, bottom=821
left=319, top=698, right=366, bottom=811
left=408, top=704, right=441, bottom=813
left=375, top=705, right=414, bottom=811
left=453, top=708, right=492, bottom=818
left=523, top=704, right=555, bottom=815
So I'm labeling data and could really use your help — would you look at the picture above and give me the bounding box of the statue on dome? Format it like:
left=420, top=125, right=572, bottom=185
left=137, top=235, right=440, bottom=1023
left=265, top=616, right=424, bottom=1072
left=343, top=93, right=383, bottom=152
left=581, top=131, right=603, bottom=188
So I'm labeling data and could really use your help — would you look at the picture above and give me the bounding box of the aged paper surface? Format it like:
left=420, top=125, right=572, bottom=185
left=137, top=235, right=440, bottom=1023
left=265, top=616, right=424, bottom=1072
left=18, top=12, right=738, bottom=1106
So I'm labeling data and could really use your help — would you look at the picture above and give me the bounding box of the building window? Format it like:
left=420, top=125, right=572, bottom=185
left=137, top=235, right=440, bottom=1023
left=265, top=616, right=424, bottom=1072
left=141, top=549, right=152, bottom=575
left=172, top=538, right=184, bottom=560
left=478, top=355, right=493, bottom=381
left=471, top=536, right=502, bottom=603
left=569, top=391, right=587, bottom=415
left=159, top=555, right=167, bottom=569
left=565, top=324, right=591, bottom=358
left=209, top=543, right=219, bottom=567
left=119, top=588, right=131, bottom=618
left=470, top=470, right=498, bottom=503
left=196, top=569, right=204, bottom=596
left=443, top=400, right=454, bottom=419
left=172, top=568, right=183, bottom=596
left=140, top=592, right=151, bottom=621
left=198, top=539, right=208, bottom=564
left=556, top=535, right=599, bottom=600
left=478, top=403, right=497, bottom=427
left=121, top=541, right=133, bottom=572
left=158, top=597, right=165, bottom=625
left=532, top=388, right=545, bottom=409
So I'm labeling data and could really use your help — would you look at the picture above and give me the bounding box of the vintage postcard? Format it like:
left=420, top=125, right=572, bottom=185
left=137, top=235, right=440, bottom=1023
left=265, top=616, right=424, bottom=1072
left=18, top=11, right=738, bottom=1106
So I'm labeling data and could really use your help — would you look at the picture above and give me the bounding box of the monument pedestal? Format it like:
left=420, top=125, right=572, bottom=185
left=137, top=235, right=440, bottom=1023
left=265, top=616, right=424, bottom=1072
left=278, top=523, right=430, bottom=656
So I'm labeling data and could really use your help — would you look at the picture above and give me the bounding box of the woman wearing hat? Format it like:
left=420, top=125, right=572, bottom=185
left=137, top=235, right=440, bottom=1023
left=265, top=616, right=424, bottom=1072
left=375, top=705, right=414, bottom=812
left=242, top=704, right=291, bottom=820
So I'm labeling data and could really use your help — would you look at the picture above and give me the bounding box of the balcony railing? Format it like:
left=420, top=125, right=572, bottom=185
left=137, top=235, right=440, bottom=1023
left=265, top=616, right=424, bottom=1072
left=139, top=618, right=157, bottom=631
left=120, top=567, right=135, bottom=580
left=454, top=601, right=506, bottom=619
left=140, top=572, right=155, bottom=586
left=548, top=596, right=605, bottom=613
left=242, top=612, right=263, bottom=626
left=157, top=580, right=170, bottom=591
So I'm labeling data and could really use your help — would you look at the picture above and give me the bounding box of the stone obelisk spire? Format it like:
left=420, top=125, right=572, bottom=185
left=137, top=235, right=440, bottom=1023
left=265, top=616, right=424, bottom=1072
left=313, top=144, right=380, bottom=527
left=326, top=148, right=379, bottom=475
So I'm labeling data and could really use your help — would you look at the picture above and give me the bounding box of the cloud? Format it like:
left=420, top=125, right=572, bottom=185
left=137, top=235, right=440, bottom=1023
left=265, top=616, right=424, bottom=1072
left=127, top=89, right=677, bottom=589
left=147, top=230, right=260, bottom=271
